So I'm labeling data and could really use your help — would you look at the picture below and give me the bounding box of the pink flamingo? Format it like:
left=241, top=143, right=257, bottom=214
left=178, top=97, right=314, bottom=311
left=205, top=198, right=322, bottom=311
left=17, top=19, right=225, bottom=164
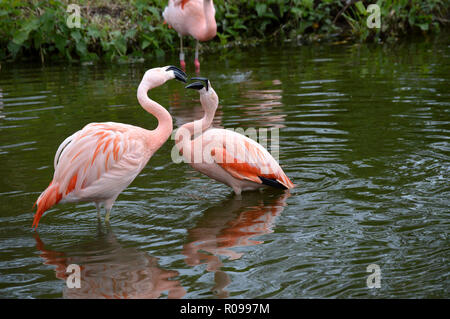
left=32, top=66, right=187, bottom=228
left=175, top=78, right=294, bottom=195
left=163, top=0, right=217, bottom=71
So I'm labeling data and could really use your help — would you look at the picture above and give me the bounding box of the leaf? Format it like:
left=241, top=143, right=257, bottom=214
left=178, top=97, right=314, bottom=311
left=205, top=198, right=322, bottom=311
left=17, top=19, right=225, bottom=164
left=110, top=30, right=121, bottom=39
left=262, top=11, right=278, bottom=21
left=71, top=30, right=82, bottom=43
left=418, top=23, right=429, bottom=31
left=12, top=18, right=40, bottom=45
left=255, top=3, right=267, bottom=17
left=225, top=13, right=238, bottom=18
left=291, top=7, right=303, bottom=18
left=76, top=41, right=87, bottom=56
left=141, top=40, right=150, bottom=50
left=232, top=21, right=248, bottom=30
left=7, top=40, right=21, bottom=57
left=87, top=26, right=101, bottom=39
left=27, top=18, right=40, bottom=31
left=12, top=30, right=29, bottom=45
left=155, top=48, right=164, bottom=58
left=124, top=29, right=137, bottom=39
left=66, top=49, right=73, bottom=61
left=54, top=34, right=67, bottom=52
left=33, top=32, right=43, bottom=48
left=113, top=37, right=127, bottom=56
left=135, top=0, right=147, bottom=14
left=39, top=10, right=55, bottom=33
left=302, top=0, right=313, bottom=9
left=355, top=2, right=366, bottom=15
left=147, top=6, right=160, bottom=17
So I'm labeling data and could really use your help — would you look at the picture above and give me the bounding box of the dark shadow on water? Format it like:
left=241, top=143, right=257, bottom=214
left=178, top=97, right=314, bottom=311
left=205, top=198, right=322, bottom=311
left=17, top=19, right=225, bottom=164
left=34, top=221, right=186, bottom=299
left=182, top=190, right=290, bottom=298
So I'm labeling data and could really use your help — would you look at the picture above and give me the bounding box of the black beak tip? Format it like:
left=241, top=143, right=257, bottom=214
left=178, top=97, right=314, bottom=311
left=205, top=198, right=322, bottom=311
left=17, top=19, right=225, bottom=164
left=185, top=81, right=205, bottom=90
left=166, top=65, right=187, bottom=83
left=177, top=74, right=188, bottom=83
left=190, top=77, right=209, bottom=91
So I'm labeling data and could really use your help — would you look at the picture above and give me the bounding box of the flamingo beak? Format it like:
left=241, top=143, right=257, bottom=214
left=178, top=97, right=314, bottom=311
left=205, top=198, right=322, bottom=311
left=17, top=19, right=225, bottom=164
left=185, top=81, right=204, bottom=90
left=190, top=77, right=209, bottom=91
left=166, top=65, right=187, bottom=82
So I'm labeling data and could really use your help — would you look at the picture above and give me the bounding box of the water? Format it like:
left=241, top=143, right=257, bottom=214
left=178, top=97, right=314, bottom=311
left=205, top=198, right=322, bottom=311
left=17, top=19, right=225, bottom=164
left=0, top=36, right=449, bottom=298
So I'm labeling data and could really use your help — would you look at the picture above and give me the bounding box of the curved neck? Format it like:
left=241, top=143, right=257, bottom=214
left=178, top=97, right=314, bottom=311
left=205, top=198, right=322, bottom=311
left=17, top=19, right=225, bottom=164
left=175, top=101, right=215, bottom=161
left=181, top=108, right=214, bottom=136
left=137, top=81, right=173, bottom=152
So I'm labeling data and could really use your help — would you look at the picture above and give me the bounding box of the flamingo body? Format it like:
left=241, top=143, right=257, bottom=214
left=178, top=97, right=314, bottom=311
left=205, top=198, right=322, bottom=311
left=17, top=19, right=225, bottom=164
left=163, top=0, right=216, bottom=41
left=190, top=128, right=294, bottom=193
left=33, top=66, right=187, bottom=228
left=36, top=123, right=151, bottom=213
left=177, top=80, right=294, bottom=195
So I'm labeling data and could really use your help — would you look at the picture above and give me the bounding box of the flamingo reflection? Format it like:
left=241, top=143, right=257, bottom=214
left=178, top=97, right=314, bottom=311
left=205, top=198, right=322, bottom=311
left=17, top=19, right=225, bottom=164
left=169, top=77, right=284, bottom=131
left=183, top=192, right=289, bottom=298
left=34, top=222, right=186, bottom=299
left=238, top=79, right=286, bottom=129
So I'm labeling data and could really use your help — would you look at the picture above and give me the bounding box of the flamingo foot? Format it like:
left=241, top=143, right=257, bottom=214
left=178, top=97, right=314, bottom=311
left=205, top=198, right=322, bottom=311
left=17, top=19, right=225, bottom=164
left=180, top=60, right=186, bottom=71
left=194, top=59, right=200, bottom=73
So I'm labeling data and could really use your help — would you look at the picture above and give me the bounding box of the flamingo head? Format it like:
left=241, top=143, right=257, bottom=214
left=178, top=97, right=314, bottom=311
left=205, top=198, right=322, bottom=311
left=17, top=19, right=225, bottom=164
left=141, top=65, right=187, bottom=88
left=165, top=65, right=188, bottom=83
left=186, top=77, right=218, bottom=112
left=137, top=66, right=187, bottom=104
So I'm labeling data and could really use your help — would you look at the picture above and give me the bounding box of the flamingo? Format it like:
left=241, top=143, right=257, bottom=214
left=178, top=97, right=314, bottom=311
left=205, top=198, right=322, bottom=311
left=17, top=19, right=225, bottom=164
left=162, top=0, right=217, bottom=72
left=175, top=78, right=294, bottom=195
left=32, top=66, right=187, bottom=228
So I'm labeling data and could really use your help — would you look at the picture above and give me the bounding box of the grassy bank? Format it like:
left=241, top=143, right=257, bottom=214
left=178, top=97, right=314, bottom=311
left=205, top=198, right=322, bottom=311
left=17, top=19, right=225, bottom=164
left=0, top=0, right=448, bottom=63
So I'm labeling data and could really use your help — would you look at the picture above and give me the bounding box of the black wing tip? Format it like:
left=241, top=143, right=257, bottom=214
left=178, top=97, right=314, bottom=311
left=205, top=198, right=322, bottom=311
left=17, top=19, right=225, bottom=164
left=258, top=176, right=288, bottom=190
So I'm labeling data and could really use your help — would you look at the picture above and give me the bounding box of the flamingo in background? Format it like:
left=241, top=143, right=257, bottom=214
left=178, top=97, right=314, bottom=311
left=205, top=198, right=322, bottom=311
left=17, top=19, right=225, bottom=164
left=175, top=78, right=294, bottom=195
left=163, top=0, right=217, bottom=72
left=32, top=66, right=187, bottom=228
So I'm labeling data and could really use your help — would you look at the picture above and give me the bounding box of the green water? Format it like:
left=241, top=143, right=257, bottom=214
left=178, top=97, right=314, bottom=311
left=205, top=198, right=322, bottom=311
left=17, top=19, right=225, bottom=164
left=0, top=36, right=449, bottom=298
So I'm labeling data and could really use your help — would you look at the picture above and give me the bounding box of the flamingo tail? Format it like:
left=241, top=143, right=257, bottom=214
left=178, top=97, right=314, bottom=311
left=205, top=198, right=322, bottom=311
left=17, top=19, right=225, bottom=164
left=258, top=176, right=289, bottom=190
left=33, top=182, right=62, bottom=229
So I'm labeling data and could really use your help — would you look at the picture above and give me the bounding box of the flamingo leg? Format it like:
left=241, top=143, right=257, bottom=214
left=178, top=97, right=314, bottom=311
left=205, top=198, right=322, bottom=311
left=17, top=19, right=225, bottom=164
left=179, top=35, right=186, bottom=70
left=232, top=186, right=242, bottom=196
left=104, top=196, right=118, bottom=223
left=194, top=40, right=200, bottom=72
left=105, top=208, right=111, bottom=223
left=95, top=202, right=101, bottom=219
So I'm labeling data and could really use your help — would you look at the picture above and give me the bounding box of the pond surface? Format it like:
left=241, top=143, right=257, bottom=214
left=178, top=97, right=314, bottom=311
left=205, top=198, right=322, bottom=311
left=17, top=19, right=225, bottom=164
left=0, top=35, right=449, bottom=298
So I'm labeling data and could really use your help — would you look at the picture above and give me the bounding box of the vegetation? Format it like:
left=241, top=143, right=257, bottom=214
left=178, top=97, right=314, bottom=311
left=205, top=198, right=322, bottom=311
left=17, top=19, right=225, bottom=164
left=0, top=0, right=448, bottom=63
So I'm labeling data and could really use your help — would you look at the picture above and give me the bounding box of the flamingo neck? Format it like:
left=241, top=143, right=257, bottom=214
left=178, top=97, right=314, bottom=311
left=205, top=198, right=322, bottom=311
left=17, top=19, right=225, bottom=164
left=175, top=100, right=215, bottom=162
left=137, top=81, right=173, bottom=152
left=183, top=106, right=214, bottom=136
left=200, top=0, right=217, bottom=41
